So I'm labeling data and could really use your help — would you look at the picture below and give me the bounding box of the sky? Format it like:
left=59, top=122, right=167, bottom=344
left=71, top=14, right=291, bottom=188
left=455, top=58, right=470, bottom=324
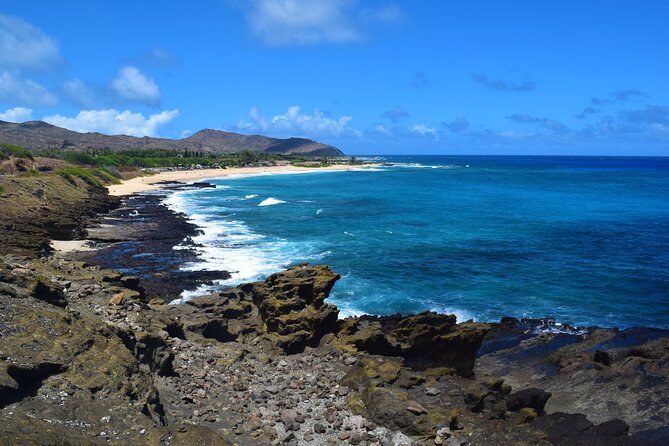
left=0, top=1, right=668, bottom=155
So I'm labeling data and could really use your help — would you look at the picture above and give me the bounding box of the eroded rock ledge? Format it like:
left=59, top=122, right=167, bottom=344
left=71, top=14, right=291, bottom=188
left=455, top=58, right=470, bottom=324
left=0, top=258, right=666, bottom=445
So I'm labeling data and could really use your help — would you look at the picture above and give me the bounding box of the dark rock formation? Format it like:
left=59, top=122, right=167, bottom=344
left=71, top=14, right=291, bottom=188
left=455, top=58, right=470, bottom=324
left=477, top=317, right=669, bottom=440
left=73, top=193, right=229, bottom=301
left=0, top=175, right=119, bottom=256
left=187, top=264, right=340, bottom=353
left=506, top=388, right=552, bottom=413
left=336, top=311, right=490, bottom=376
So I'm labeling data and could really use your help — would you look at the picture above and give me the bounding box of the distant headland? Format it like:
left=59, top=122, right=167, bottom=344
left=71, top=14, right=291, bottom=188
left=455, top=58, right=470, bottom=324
left=0, top=120, right=344, bottom=157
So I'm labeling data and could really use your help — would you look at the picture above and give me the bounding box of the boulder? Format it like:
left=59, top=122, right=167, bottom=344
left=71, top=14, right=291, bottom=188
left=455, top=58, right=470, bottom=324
left=506, top=388, right=552, bottom=413
left=337, top=311, right=489, bottom=376
left=188, top=264, right=340, bottom=353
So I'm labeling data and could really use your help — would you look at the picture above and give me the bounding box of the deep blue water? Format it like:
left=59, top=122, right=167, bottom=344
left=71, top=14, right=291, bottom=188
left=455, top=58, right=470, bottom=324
left=165, top=156, right=669, bottom=329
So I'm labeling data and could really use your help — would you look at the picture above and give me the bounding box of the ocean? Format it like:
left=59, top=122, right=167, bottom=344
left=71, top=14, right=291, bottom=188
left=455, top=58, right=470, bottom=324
left=164, top=155, right=669, bottom=329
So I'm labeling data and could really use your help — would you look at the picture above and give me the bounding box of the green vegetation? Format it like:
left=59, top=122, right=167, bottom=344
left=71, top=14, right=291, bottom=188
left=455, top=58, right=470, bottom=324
left=38, top=147, right=312, bottom=169
left=0, top=143, right=34, bottom=160
left=56, top=166, right=121, bottom=187
left=0, top=144, right=354, bottom=186
left=0, top=185, right=4, bottom=195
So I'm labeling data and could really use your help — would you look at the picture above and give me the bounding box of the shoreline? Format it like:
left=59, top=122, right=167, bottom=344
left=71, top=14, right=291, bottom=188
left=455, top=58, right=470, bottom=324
left=107, top=163, right=380, bottom=196
left=3, top=170, right=669, bottom=444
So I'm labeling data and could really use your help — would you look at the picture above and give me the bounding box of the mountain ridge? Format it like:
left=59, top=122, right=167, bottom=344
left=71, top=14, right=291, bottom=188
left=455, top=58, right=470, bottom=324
left=0, top=120, right=344, bottom=156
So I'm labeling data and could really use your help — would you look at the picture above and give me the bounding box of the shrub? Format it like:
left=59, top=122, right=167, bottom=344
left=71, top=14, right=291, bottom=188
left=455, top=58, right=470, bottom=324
left=0, top=143, right=34, bottom=160
left=93, top=168, right=120, bottom=184
left=57, top=167, right=102, bottom=186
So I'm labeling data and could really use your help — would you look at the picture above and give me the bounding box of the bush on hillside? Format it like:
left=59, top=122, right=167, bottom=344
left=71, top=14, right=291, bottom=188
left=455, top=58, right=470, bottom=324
left=0, top=144, right=34, bottom=160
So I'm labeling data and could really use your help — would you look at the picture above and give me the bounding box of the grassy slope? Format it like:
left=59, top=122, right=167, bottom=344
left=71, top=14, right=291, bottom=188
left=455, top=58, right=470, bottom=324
left=0, top=173, right=118, bottom=256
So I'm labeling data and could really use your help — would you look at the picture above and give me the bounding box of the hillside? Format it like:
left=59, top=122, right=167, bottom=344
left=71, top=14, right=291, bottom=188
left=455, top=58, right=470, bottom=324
left=0, top=120, right=344, bottom=156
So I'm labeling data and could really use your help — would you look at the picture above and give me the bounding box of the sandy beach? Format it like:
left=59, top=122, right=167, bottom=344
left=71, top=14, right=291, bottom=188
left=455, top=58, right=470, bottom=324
left=107, top=164, right=377, bottom=196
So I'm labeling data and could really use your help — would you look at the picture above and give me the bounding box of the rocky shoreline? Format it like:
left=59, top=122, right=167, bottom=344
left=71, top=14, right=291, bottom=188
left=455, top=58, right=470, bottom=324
left=1, top=180, right=668, bottom=445
left=71, top=189, right=230, bottom=301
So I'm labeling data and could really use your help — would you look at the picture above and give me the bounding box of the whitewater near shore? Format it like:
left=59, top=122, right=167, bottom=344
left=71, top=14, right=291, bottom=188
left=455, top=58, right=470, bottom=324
left=107, top=163, right=378, bottom=196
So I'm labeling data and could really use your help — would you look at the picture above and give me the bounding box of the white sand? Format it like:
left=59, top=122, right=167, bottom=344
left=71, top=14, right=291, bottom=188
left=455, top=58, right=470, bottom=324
left=50, top=239, right=96, bottom=253
left=107, top=164, right=378, bottom=196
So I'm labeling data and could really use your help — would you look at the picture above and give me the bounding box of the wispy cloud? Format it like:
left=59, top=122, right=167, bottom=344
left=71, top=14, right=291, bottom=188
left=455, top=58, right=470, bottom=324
left=244, top=0, right=400, bottom=46
left=142, top=47, right=180, bottom=66
left=411, top=123, right=438, bottom=138
left=382, top=106, right=408, bottom=122
left=0, top=70, right=57, bottom=106
left=506, top=114, right=568, bottom=134
left=111, top=66, right=161, bottom=105
left=62, top=79, right=96, bottom=108
left=0, top=106, right=33, bottom=122
left=591, top=89, right=644, bottom=106
left=236, top=105, right=358, bottom=137
left=442, top=117, right=470, bottom=133
left=575, top=106, right=599, bottom=119
left=407, top=72, right=430, bottom=89
left=471, top=73, right=536, bottom=92
left=623, top=105, right=669, bottom=126
left=0, top=14, right=61, bottom=71
left=44, top=109, right=179, bottom=137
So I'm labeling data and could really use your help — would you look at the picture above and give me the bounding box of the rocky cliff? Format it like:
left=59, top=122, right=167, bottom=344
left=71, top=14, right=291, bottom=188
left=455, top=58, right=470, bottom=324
left=1, top=258, right=663, bottom=445
left=0, top=120, right=344, bottom=156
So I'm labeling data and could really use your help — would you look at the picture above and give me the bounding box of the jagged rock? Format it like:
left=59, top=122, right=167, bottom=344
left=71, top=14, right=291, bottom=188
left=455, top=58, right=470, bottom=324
left=252, top=264, right=340, bottom=353
left=0, top=261, right=67, bottom=307
left=0, top=286, right=167, bottom=435
left=188, top=264, right=340, bottom=353
left=337, top=312, right=489, bottom=376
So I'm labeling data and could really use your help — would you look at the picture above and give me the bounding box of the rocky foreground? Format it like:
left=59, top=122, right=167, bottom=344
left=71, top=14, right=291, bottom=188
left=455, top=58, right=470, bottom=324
left=1, top=178, right=668, bottom=445
left=1, top=257, right=668, bottom=446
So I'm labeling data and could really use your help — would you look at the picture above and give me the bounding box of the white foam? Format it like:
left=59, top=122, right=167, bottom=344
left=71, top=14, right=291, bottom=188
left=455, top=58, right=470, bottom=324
left=258, top=197, right=286, bottom=206
left=245, top=194, right=258, bottom=199
left=384, top=162, right=461, bottom=170
left=337, top=305, right=368, bottom=319
left=428, top=305, right=476, bottom=323
left=316, top=208, right=324, bottom=215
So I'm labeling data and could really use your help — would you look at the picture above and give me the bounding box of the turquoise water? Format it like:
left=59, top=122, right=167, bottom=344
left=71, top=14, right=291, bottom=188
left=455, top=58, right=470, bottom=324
left=166, top=156, right=669, bottom=329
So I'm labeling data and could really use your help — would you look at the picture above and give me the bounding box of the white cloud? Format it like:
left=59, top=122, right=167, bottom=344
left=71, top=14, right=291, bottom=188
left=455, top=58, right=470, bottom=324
left=0, top=14, right=61, bottom=70
left=62, top=78, right=95, bottom=108
left=411, top=123, right=438, bottom=138
left=0, top=106, right=33, bottom=122
left=237, top=105, right=357, bottom=137
left=245, top=0, right=399, bottom=46
left=111, top=66, right=160, bottom=104
left=43, top=109, right=179, bottom=137
left=248, top=0, right=358, bottom=45
left=373, top=123, right=391, bottom=135
left=0, top=70, right=57, bottom=106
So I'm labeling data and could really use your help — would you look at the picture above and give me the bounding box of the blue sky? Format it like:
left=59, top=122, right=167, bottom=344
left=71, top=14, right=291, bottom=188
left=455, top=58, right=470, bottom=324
left=0, top=1, right=667, bottom=155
